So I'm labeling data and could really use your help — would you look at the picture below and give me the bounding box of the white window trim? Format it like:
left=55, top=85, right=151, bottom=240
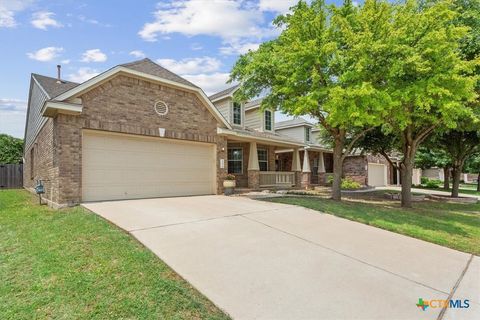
left=263, top=110, right=273, bottom=132
left=228, top=147, right=243, bottom=174
left=258, top=148, right=268, bottom=171
left=305, top=127, right=311, bottom=143
left=231, top=101, right=243, bottom=127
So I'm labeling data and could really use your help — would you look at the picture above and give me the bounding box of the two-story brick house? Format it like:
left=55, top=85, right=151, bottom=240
left=23, top=58, right=393, bottom=208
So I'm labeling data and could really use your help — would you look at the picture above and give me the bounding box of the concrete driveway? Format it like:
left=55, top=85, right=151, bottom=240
left=83, top=196, right=478, bottom=320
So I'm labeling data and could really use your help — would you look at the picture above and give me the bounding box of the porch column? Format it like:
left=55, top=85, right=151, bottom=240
left=301, top=148, right=311, bottom=189
left=318, top=151, right=326, bottom=185
left=396, top=162, right=401, bottom=186
left=248, top=142, right=260, bottom=189
left=292, top=148, right=302, bottom=187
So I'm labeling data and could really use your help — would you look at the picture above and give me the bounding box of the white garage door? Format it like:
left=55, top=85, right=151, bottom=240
left=82, top=130, right=216, bottom=202
left=367, top=163, right=387, bottom=187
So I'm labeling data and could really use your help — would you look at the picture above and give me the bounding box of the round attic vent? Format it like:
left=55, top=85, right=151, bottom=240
left=154, top=100, right=169, bottom=116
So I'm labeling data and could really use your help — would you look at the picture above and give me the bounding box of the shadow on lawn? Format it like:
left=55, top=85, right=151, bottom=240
left=267, top=195, right=480, bottom=239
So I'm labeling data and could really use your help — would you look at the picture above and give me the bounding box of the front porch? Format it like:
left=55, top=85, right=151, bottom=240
left=219, top=128, right=332, bottom=190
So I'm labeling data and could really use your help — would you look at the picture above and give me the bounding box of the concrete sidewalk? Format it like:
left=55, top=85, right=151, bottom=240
left=83, top=196, right=479, bottom=320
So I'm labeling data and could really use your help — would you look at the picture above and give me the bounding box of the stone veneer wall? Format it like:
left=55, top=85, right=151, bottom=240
left=49, top=75, right=225, bottom=206
left=343, top=155, right=368, bottom=185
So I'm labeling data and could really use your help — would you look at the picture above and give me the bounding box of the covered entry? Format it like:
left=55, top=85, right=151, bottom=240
left=82, top=130, right=216, bottom=201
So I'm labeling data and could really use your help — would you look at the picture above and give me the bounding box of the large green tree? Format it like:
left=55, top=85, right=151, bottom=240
left=0, top=134, right=24, bottom=164
left=231, top=0, right=395, bottom=200
left=369, top=0, right=478, bottom=207
left=436, top=129, right=480, bottom=196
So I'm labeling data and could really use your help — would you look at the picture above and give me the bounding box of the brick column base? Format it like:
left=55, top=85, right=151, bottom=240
left=294, top=171, right=302, bottom=188
left=301, top=172, right=311, bottom=189
left=248, top=170, right=260, bottom=190
left=318, top=172, right=326, bottom=185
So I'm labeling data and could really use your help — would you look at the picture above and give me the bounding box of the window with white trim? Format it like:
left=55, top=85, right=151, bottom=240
left=228, top=148, right=243, bottom=174
left=305, top=127, right=311, bottom=142
left=264, top=110, right=272, bottom=131
left=232, top=102, right=242, bottom=125
left=258, top=149, right=268, bottom=171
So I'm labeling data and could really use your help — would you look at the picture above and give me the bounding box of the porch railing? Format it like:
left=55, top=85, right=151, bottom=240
left=259, top=171, right=295, bottom=188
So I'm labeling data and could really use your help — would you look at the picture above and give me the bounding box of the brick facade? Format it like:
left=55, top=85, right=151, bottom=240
left=26, top=74, right=227, bottom=207
left=343, top=156, right=368, bottom=185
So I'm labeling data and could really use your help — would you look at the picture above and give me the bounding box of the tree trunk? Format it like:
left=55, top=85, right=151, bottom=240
left=443, top=167, right=450, bottom=190
left=451, top=166, right=462, bottom=198
left=400, top=157, right=414, bottom=208
left=331, top=135, right=345, bottom=201
left=477, top=172, right=480, bottom=192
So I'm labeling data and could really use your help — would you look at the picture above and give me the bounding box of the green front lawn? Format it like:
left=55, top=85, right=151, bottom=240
left=417, top=183, right=480, bottom=196
left=0, top=190, right=229, bottom=320
left=264, top=192, right=480, bottom=255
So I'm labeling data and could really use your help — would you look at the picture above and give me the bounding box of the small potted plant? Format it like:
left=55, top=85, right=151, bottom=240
left=223, top=174, right=236, bottom=195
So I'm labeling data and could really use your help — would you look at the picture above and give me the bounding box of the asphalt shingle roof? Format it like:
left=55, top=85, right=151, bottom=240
left=275, top=117, right=314, bottom=129
left=120, top=58, right=198, bottom=88
left=32, top=74, right=79, bottom=98
left=208, top=84, right=239, bottom=101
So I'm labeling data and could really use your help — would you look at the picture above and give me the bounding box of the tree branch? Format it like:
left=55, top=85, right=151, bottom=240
left=380, top=150, right=399, bottom=171
left=341, top=127, right=375, bottom=161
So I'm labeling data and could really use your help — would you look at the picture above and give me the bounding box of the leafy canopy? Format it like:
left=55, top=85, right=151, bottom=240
left=0, top=134, right=24, bottom=164
left=231, top=0, right=395, bottom=132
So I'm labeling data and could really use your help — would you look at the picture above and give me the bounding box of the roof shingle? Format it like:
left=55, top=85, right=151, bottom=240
left=208, top=84, right=239, bottom=101
left=32, top=74, right=79, bottom=98
left=120, top=58, right=198, bottom=88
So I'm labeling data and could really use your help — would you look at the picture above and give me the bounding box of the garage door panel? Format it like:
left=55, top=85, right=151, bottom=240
left=82, top=131, right=216, bottom=201
left=368, top=163, right=387, bottom=187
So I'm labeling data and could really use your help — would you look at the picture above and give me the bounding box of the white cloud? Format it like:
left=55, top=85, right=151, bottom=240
left=81, top=49, right=107, bottom=62
left=27, top=47, right=64, bottom=62
left=0, top=0, right=34, bottom=28
left=129, top=50, right=146, bottom=59
left=0, top=98, right=28, bottom=138
left=60, top=59, right=70, bottom=64
left=138, top=0, right=270, bottom=42
left=157, top=56, right=221, bottom=75
left=67, top=67, right=99, bottom=82
left=182, top=72, right=231, bottom=96
left=258, top=0, right=298, bottom=13
left=0, top=9, right=16, bottom=27
left=220, top=41, right=260, bottom=55
left=31, top=11, right=63, bottom=30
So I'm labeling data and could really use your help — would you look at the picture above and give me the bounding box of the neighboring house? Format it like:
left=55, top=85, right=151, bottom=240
left=24, top=58, right=396, bottom=208
left=275, top=118, right=396, bottom=187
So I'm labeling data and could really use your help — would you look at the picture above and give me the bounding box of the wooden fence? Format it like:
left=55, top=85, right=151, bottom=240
left=0, top=164, right=23, bottom=189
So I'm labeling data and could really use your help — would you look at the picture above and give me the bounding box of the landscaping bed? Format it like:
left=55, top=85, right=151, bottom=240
left=0, top=190, right=229, bottom=320
left=262, top=190, right=480, bottom=255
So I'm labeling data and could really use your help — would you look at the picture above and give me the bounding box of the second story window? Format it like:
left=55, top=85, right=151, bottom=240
left=233, top=102, right=242, bottom=125
left=305, top=127, right=311, bottom=142
left=264, top=110, right=272, bottom=131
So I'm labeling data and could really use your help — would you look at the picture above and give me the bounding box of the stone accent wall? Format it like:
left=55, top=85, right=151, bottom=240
left=248, top=170, right=260, bottom=189
left=343, top=155, right=367, bottom=185
left=301, top=172, right=311, bottom=189
left=23, top=119, right=60, bottom=206
left=52, top=74, right=222, bottom=205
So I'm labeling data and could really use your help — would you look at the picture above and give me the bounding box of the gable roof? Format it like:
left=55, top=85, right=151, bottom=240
left=38, top=58, right=231, bottom=129
left=120, top=58, right=198, bottom=88
left=275, top=118, right=314, bottom=129
left=32, top=73, right=79, bottom=99
left=245, top=97, right=263, bottom=110
left=209, top=84, right=239, bottom=102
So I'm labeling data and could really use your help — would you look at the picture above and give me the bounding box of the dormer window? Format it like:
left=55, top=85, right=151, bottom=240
left=233, top=102, right=242, bottom=125
left=305, top=127, right=311, bottom=142
left=264, top=110, right=272, bottom=131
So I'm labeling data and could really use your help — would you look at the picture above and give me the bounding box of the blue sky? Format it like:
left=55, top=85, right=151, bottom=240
left=0, top=0, right=342, bottom=138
